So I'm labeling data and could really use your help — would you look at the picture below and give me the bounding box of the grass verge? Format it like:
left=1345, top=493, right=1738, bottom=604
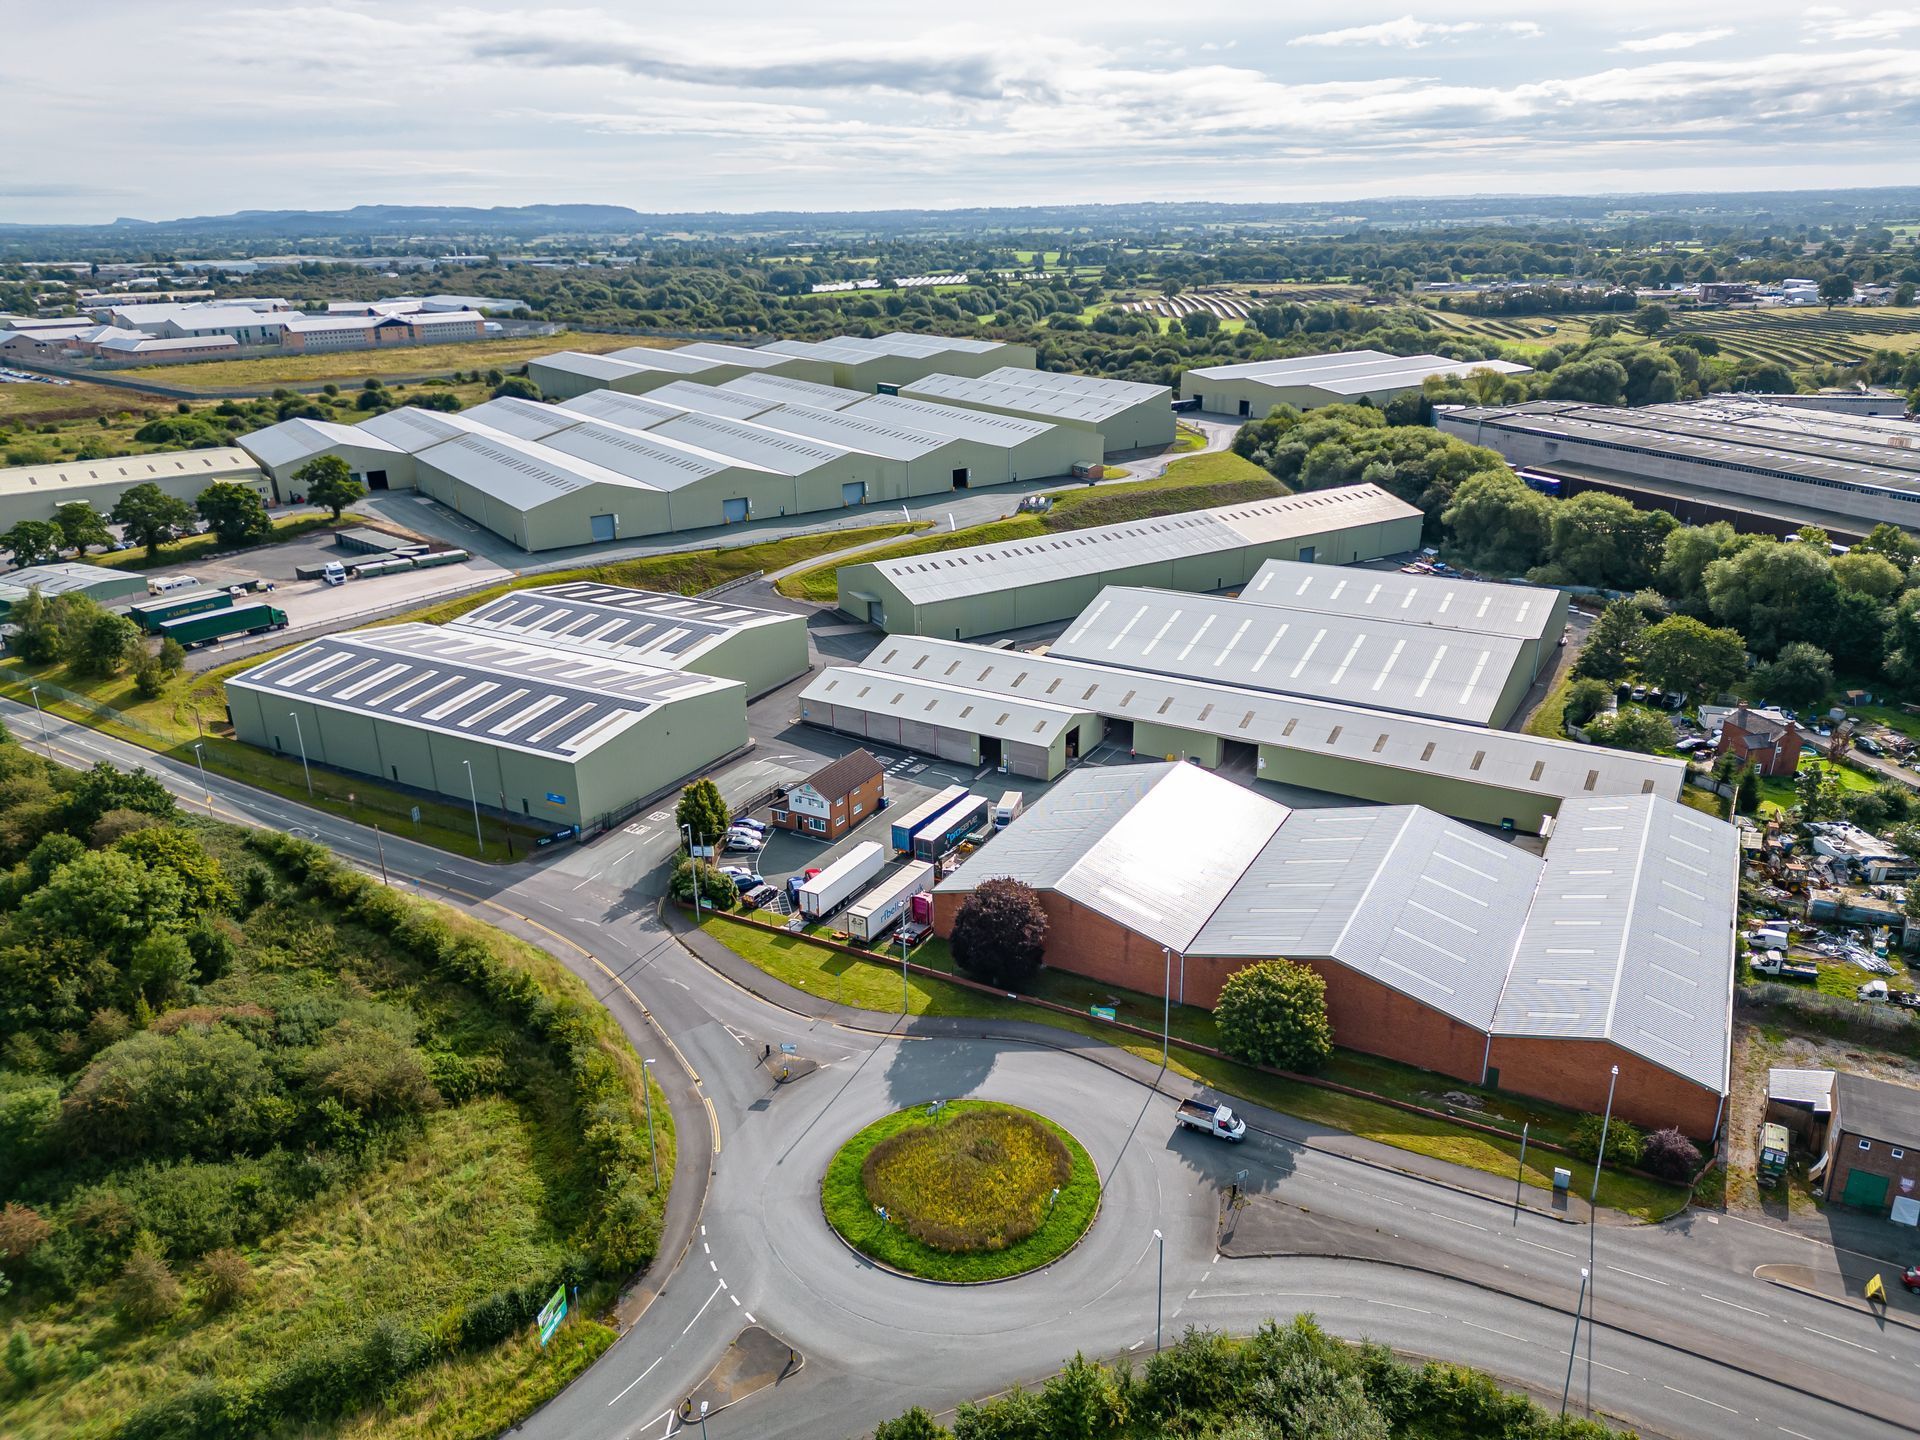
left=701, top=914, right=1686, bottom=1221
left=774, top=450, right=1282, bottom=603
left=821, top=1100, right=1098, bottom=1282
left=117, top=330, right=650, bottom=389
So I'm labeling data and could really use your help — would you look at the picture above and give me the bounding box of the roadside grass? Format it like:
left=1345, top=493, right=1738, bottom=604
left=0, top=377, right=153, bottom=424
left=1172, top=422, right=1208, bottom=453
left=821, top=1101, right=1099, bottom=1282
left=0, top=650, right=544, bottom=859
left=699, top=914, right=1685, bottom=1220
left=774, top=450, right=1283, bottom=603
left=117, top=330, right=652, bottom=389
left=1521, top=669, right=1575, bottom=739
left=82, top=511, right=372, bottom=570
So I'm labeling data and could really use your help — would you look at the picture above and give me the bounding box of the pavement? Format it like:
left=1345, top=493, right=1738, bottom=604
left=8, top=631, right=1920, bottom=1440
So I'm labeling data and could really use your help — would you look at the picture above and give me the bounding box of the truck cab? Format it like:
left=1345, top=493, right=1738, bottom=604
left=321, top=562, right=347, bottom=586
left=1175, top=1099, right=1247, bottom=1142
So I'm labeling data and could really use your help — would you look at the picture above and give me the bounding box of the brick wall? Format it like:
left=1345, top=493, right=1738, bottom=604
left=1486, top=1035, right=1723, bottom=1139
left=1828, top=1127, right=1920, bottom=1214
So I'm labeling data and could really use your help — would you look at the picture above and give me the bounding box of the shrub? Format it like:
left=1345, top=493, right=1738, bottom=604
left=1214, top=959, right=1334, bottom=1073
left=118, top=1244, right=183, bottom=1326
left=861, top=1108, right=1069, bottom=1253
left=0, top=1204, right=52, bottom=1269
left=1569, top=1113, right=1643, bottom=1167
left=133, top=658, right=171, bottom=700
left=949, top=878, right=1048, bottom=989
left=875, top=1407, right=952, bottom=1440
left=669, top=858, right=737, bottom=909
left=1640, top=1126, right=1702, bottom=1182
left=199, top=1248, right=253, bottom=1312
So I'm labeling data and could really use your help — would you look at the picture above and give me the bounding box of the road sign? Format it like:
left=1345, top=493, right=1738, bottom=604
left=409, top=805, right=421, bottom=824
left=780, top=1042, right=797, bottom=1054
left=536, top=1284, right=567, bottom=1345
left=546, top=792, right=567, bottom=805
left=1089, top=1005, right=1117, bottom=1022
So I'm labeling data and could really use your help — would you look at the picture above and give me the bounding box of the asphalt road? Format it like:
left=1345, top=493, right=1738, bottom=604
left=9, top=695, right=1918, bottom=1440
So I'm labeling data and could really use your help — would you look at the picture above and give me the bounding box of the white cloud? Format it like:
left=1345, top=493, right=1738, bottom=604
left=1611, top=28, right=1735, bottom=52
left=1818, top=8, right=1920, bottom=39
left=1289, top=15, right=1541, bottom=48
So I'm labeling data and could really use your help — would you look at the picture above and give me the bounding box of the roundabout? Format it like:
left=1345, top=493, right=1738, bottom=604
left=820, top=1098, right=1101, bottom=1283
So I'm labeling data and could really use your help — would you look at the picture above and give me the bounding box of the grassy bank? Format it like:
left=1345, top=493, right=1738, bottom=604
left=118, top=330, right=653, bottom=390
left=699, top=914, right=1685, bottom=1220
left=775, top=450, right=1281, bottom=603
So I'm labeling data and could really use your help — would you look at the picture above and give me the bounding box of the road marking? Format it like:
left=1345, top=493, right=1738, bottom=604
left=730, top=1293, right=740, bottom=1307
left=682, top=1281, right=727, bottom=1335
left=744, top=1311, right=756, bottom=1324
left=1699, top=1292, right=1770, bottom=1317
left=709, top=1259, right=717, bottom=1271
left=703, top=1242, right=710, bottom=1254
left=607, top=1355, right=664, bottom=1405
left=1367, top=1300, right=1432, bottom=1314
left=1801, top=1325, right=1877, bottom=1353
left=1663, top=1385, right=1738, bottom=1414
left=1127, top=1341, right=1144, bottom=1352
left=1604, top=1265, right=1668, bottom=1286
left=1437, top=1215, right=1488, bottom=1232
left=573, top=872, right=598, bottom=890
left=1780, top=1429, right=1820, bottom=1440
left=1461, top=1320, right=1529, bottom=1344
left=1514, top=1238, right=1574, bottom=1257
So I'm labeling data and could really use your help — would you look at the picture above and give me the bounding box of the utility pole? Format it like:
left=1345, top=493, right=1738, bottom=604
left=1153, top=1228, right=1165, bottom=1351
left=1160, top=946, right=1172, bottom=1068
left=191, top=740, right=213, bottom=816
left=1561, top=1267, right=1589, bottom=1417
left=372, top=823, right=389, bottom=886
left=462, top=759, right=483, bottom=855
left=287, top=711, right=313, bottom=797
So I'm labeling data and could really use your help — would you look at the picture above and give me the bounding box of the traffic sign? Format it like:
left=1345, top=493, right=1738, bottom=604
left=1089, top=1005, right=1117, bottom=1022
left=536, top=1284, right=567, bottom=1344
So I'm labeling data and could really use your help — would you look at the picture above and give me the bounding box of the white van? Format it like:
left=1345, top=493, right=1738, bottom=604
left=994, top=791, right=1024, bottom=828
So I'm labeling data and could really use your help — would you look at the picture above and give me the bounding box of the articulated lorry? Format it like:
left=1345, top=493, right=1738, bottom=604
left=796, top=842, right=886, bottom=920
left=156, top=603, right=289, bottom=649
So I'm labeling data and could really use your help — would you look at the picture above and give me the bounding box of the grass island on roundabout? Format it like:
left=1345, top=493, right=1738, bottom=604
left=821, top=1099, right=1101, bottom=1283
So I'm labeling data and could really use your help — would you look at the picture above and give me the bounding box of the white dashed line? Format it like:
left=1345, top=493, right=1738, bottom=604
left=1663, top=1385, right=1738, bottom=1414
left=1802, top=1325, right=1877, bottom=1353
left=1699, top=1293, right=1769, bottom=1317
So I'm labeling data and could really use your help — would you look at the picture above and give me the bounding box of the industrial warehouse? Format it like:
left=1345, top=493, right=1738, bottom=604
left=896, top=367, right=1175, bottom=452
left=1436, top=397, right=1920, bottom=539
left=222, top=586, right=806, bottom=829
left=835, top=483, right=1425, bottom=638
left=0, top=446, right=268, bottom=528
left=931, top=762, right=1738, bottom=1138
left=1182, top=349, right=1532, bottom=416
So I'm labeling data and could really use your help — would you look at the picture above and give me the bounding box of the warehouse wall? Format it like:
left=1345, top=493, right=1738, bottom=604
left=570, top=681, right=748, bottom=827
left=697, top=617, right=811, bottom=698
left=0, top=468, right=273, bottom=530
left=1485, top=1035, right=1724, bottom=1140
left=259, top=441, right=411, bottom=495
left=1132, top=722, right=1222, bottom=767
left=801, top=703, right=982, bottom=767
left=1255, top=745, right=1557, bottom=833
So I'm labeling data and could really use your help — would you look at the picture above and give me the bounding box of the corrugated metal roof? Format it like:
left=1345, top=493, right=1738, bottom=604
left=799, top=666, right=1086, bottom=748
left=357, top=406, right=501, bottom=453
left=852, top=634, right=1683, bottom=807
left=228, top=622, right=736, bottom=759
left=0, top=446, right=263, bottom=502
left=449, top=582, right=795, bottom=668
left=536, top=416, right=765, bottom=492
left=1186, top=349, right=1531, bottom=388
left=644, top=411, right=853, bottom=475
left=1767, top=1068, right=1834, bottom=1113
left=901, top=371, right=1150, bottom=425
left=751, top=403, right=960, bottom=460
left=415, top=430, right=658, bottom=507
left=602, top=345, right=731, bottom=374
left=858, top=484, right=1421, bottom=605
left=530, top=350, right=643, bottom=381
left=559, top=389, right=689, bottom=430
left=241, top=419, right=399, bottom=469
left=1494, top=793, right=1737, bottom=1090
left=720, top=374, right=869, bottom=410
left=673, top=341, right=805, bottom=370
left=1052, top=585, right=1524, bottom=726
left=851, top=393, right=1057, bottom=442
left=457, top=396, right=581, bottom=441
left=641, top=381, right=782, bottom=422
left=1244, top=559, right=1561, bottom=643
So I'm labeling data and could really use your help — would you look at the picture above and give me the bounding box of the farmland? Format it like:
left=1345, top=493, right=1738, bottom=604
left=1428, top=305, right=1920, bottom=367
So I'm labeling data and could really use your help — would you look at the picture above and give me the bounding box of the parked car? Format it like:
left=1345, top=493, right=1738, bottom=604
left=1903, top=1265, right=1920, bottom=1294
left=719, top=865, right=764, bottom=886
left=731, top=817, right=769, bottom=833
left=724, top=831, right=764, bottom=853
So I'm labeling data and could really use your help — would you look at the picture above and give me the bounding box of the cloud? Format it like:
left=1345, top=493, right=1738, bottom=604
left=1816, top=8, right=1920, bottom=39
left=1289, top=16, right=1541, bottom=48
left=1611, top=29, right=1734, bottom=52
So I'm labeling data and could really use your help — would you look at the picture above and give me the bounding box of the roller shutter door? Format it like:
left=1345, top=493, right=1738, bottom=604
left=723, top=497, right=750, bottom=523
left=900, top=720, right=944, bottom=754
left=864, top=715, right=903, bottom=746
left=934, top=729, right=975, bottom=764
left=1006, top=741, right=1051, bottom=779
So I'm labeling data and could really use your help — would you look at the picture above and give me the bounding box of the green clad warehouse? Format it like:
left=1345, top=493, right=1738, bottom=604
left=898, top=366, right=1174, bottom=453
left=224, top=622, right=746, bottom=831
left=837, top=483, right=1424, bottom=639
left=0, top=446, right=268, bottom=528
left=0, top=561, right=148, bottom=617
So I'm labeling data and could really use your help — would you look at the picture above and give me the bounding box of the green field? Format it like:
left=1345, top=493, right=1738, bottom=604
left=775, top=450, right=1281, bottom=602
left=118, top=330, right=655, bottom=389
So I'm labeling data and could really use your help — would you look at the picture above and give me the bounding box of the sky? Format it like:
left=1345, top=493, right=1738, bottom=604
left=4, top=0, right=1920, bottom=224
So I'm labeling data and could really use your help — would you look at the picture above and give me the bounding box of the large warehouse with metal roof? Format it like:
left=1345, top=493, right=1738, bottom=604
left=1437, top=397, right=1920, bottom=539
left=930, top=762, right=1736, bottom=1137
left=898, top=366, right=1175, bottom=452
left=835, top=483, right=1425, bottom=638
left=0, top=446, right=269, bottom=529
left=1182, top=349, right=1531, bottom=417
left=225, top=620, right=748, bottom=831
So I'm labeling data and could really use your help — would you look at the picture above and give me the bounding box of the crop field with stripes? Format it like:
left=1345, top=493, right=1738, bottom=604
left=1427, top=306, right=1920, bottom=366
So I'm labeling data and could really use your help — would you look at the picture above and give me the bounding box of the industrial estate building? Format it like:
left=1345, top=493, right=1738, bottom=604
left=0, top=447, right=268, bottom=528
left=897, top=367, right=1175, bottom=452
left=931, top=762, right=1737, bottom=1137
left=1183, top=350, right=1532, bottom=416
left=0, top=561, right=148, bottom=617
left=225, top=617, right=749, bottom=831
left=1437, top=398, right=1920, bottom=540
left=835, top=484, right=1425, bottom=638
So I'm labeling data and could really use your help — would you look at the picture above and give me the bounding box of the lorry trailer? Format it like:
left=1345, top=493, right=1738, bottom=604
left=128, top=588, right=232, bottom=632
left=888, top=785, right=969, bottom=854
left=156, top=602, right=289, bottom=649
left=797, top=841, right=886, bottom=919
left=845, top=862, right=935, bottom=942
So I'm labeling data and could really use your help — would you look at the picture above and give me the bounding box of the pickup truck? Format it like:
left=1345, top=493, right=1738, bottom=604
left=1750, top=951, right=1818, bottom=983
left=1175, top=1099, right=1247, bottom=1142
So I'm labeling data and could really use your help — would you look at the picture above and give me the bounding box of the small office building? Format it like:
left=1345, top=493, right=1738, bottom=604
left=771, top=748, right=885, bottom=840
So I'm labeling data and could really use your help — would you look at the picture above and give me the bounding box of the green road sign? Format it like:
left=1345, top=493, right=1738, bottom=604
left=537, top=1284, right=567, bottom=1345
left=1090, top=1005, right=1116, bottom=1022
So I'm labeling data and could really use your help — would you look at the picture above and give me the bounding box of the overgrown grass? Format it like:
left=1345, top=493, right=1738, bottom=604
left=1521, top=669, right=1575, bottom=739
left=774, top=450, right=1283, bottom=603
left=85, top=512, right=372, bottom=571
left=117, top=331, right=650, bottom=389
left=821, top=1101, right=1098, bottom=1282
left=699, top=915, right=1685, bottom=1220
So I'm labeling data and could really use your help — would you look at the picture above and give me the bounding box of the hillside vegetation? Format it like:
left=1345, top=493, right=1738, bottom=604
left=0, top=733, right=670, bottom=1439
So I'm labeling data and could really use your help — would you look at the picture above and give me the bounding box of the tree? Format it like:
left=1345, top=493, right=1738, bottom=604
left=1635, top=615, right=1746, bottom=704
left=1632, top=303, right=1671, bottom=336
left=118, top=1243, right=183, bottom=1326
left=195, top=481, right=271, bottom=547
left=949, top=878, right=1049, bottom=990
left=1737, top=764, right=1759, bottom=815
left=200, top=1248, right=255, bottom=1312
left=1753, top=642, right=1834, bottom=711
left=1573, top=600, right=1645, bottom=683
left=51, top=502, right=112, bottom=556
left=1563, top=677, right=1614, bottom=729
left=7, top=588, right=61, bottom=663
left=109, top=483, right=193, bottom=557
left=1439, top=471, right=1552, bottom=576
left=1657, top=523, right=1738, bottom=615
left=669, top=857, right=737, bottom=909
left=1542, top=356, right=1628, bottom=405
left=75, top=611, right=141, bottom=677
left=1585, top=707, right=1675, bottom=754
left=674, top=778, right=730, bottom=850
left=874, top=1408, right=950, bottom=1440
left=1641, top=1127, right=1701, bottom=1182
left=1571, top=1114, right=1643, bottom=1166
left=1213, top=958, right=1333, bottom=1073
left=1831, top=550, right=1904, bottom=600
left=1819, top=274, right=1855, bottom=308
left=1703, top=540, right=1838, bottom=654
left=1, top=521, right=61, bottom=568
left=294, top=455, right=366, bottom=521
left=1856, top=522, right=1920, bottom=565
left=1795, top=762, right=1845, bottom=821
left=0, top=1204, right=51, bottom=1270
left=493, top=376, right=541, bottom=401
left=1548, top=492, right=1674, bottom=589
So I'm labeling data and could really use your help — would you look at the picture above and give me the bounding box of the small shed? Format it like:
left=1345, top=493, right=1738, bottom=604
left=1766, top=1067, right=1835, bottom=1148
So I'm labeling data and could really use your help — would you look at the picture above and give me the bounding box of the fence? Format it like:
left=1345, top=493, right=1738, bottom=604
left=698, top=570, right=764, bottom=598
left=0, top=674, right=176, bottom=744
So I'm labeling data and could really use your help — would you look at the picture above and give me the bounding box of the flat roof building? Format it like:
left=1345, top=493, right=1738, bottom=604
left=1437, top=398, right=1920, bottom=540
left=446, top=583, right=808, bottom=698
left=0, top=447, right=267, bottom=530
left=224, top=621, right=747, bottom=831
left=898, top=366, right=1174, bottom=453
left=836, top=483, right=1425, bottom=639
left=1183, top=349, right=1532, bottom=418
left=931, top=763, right=1736, bottom=1137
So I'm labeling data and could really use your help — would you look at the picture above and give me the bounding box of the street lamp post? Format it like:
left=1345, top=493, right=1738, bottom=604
left=642, top=1058, right=659, bottom=1191
left=1153, top=1228, right=1165, bottom=1351
left=1561, top=1267, right=1590, bottom=1416
left=461, top=759, right=483, bottom=855
left=1160, top=947, right=1171, bottom=1068
left=682, top=824, right=701, bottom=918
left=1588, top=1065, right=1619, bottom=1271
left=698, top=1400, right=710, bottom=1439
left=372, top=823, right=389, bottom=886
left=287, top=711, right=313, bottom=797
left=901, top=928, right=910, bottom=1015
left=191, top=740, right=212, bottom=815
left=27, top=684, right=47, bottom=750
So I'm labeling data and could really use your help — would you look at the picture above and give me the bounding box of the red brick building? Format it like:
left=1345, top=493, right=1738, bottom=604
left=1823, top=1071, right=1920, bottom=1219
left=933, top=763, right=1738, bottom=1139
left=1714, top=706, right=1802, bottom=778
left=772, top=749, right=885, bottom=841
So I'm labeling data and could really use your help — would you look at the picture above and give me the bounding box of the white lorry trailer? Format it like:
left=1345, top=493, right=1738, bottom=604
left=797, top=842, right=886, bottom=920
left=845, top=863, right=934, bottom=942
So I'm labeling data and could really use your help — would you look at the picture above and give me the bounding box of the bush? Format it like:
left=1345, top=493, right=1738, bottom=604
left=1640, top=1126, right=1702, bottom=1182
left=669, top=858, right=737, bottom=909
left=134, top=658, right=171, bottom=700
left=492, top=376, right=541, bottom=401
left=1214, top=959, right=1334, bottom=1073
left=199, top=1247, right=254, bottom=1312
left=119, top=1244, right=183, bottom=1326
left=1563, top=677, right=1613, bottom=729
left=0, top=1203, right=52, bottom=1269
left=1569, top=1112, right=1643, bottom=1167
left=949, top=878, right=1048, bottom=990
